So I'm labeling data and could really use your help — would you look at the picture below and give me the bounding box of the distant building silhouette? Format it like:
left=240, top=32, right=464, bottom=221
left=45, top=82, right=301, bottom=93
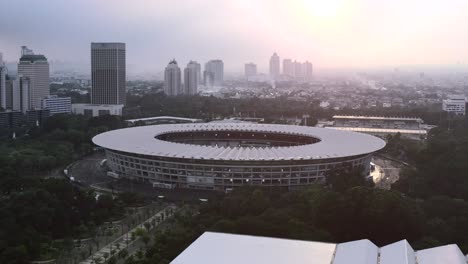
left=244, top=63, right=257, bottom=79
left=282, top=59, right=294, bottom=78
left=184, top=61, right=199, bottom=95
left=269, top=52, right=280, bottom=80
left=205, top=60, right=224, bottom=85
left=164, top=59, right=181, bottom=96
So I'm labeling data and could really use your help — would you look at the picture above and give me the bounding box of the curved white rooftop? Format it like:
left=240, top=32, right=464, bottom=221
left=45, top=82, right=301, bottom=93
left=92, top=123, right=386, bottom=161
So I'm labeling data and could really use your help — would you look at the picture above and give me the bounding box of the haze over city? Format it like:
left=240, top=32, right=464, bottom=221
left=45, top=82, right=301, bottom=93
left=1, top=1, right=468, bottom=263
left=2, top=0, right=468, bottom=74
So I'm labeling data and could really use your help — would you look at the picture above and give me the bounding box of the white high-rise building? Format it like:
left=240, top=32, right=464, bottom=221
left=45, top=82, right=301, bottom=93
left=293, top=60, right=303, bottom=81
left=7, top=75, right=30, bottom=113
left=303, top=61, right=313, bottom=82
left=205, top=60, right=224, bottom=85
left=244, top=63, right=257, bottom=79
left=17, top=46, right=49, bottom=109
left=164, top=59, right=181, bottom=96
left=269, top=52, right=280, bottom=80
left=443, top=95, right=466, bottom=116
left=184, top=61, right=199, bottom=95
left=192, top=61, right=202, bottom=84
left=282, top=59, right=294, bottom=78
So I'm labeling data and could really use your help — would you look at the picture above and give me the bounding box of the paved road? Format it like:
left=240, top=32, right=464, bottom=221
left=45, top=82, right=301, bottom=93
left=80, top=205, right=177, bottom=264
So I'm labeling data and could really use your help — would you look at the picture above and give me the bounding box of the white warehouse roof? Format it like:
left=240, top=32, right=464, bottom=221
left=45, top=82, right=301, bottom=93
left=171, top=232, right=467, bottom=264
left=92, top=123, right=386, bottom=161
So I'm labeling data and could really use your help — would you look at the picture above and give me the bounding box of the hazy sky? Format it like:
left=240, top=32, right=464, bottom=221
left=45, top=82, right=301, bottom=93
left=1, top=0, right=468, bottom=74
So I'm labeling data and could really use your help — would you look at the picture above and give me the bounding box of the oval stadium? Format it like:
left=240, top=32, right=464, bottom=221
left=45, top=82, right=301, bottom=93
left=92, top=123, right=386, bottom=191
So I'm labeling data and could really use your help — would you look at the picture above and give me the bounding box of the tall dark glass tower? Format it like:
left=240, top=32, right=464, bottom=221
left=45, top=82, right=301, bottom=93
left=91, top=43, right=126, bottom=105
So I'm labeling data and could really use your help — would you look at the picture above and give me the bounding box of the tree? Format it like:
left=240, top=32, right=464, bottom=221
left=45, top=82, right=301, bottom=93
left=107, top=255, right=117, bottom=264
left=144, top=222, right=151, bottom=231
left=142, top=234, right=151, bottom=248
left=326, top=165, right=372, bottom=192
left=118, top=249, right=128, bottom=259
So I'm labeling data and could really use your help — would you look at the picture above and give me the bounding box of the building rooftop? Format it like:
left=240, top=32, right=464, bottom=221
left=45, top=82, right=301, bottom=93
left=92, top=123, right=386, bottom=161
left=327, top=127, right=427, bottom=135
left=171, top=232, right=467, bottom=264
left=333, top=115, right=423, bottom=122
left=125, top=116, right=202, bottom=123
left=19, top=55, right=48, bottom=62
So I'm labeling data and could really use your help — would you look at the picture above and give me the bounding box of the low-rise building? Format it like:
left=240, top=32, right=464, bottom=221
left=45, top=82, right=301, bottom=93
left=442, top=95, right=466, bottom=116
left=42, top=95, right=71, bottom=115
left=72, top=103, right=123, bottom=117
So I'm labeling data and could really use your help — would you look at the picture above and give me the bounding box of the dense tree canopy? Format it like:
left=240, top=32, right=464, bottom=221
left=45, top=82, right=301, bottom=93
left=0, top=178, right=125, bottom=263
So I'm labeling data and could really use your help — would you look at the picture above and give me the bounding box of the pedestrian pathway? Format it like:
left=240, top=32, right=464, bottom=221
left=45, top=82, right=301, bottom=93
left=80, top=205, right=177, bottom=264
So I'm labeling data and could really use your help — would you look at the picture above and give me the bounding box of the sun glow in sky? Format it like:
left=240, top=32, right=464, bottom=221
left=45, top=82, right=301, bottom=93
left=1, top=0, right=468, bottom=73
left=302, top=0, right=347, bottom=19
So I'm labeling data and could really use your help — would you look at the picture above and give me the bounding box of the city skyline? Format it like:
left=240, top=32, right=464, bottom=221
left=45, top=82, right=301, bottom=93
left=1, top=0, right=468, bottom=74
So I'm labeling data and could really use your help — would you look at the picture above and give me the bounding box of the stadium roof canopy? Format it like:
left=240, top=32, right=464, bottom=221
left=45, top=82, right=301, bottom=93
left=92, top=123, right=386, bottom=161
left=171, top=232, right=467, bottom=264
left=333, top=115, right=423, bottom=122
left=328, top=127, right=427, bottom=135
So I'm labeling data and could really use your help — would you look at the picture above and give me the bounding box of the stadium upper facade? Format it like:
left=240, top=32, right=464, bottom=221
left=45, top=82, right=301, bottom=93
left=93, top=123, right=385, bottom=191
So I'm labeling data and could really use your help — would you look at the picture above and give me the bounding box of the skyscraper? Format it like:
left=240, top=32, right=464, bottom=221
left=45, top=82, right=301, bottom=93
left=269, top=52, right=280, bottom=80
left=192, top=61, right=202, bottom=84
left=303, top=61, right=313, bottom=82
left=282, top=59, right=294, bottom=78
left=18, top=46, right=49, bottom=109
left=91, top=43, right=126, bottom=105
left=205, top=60, right=224, bottom=85
left=244, top=63, right=257, bottom=79
left=294, top=60, right=303, bottom=81
left=0, top=53, right=7, bottom=109
left=10, top=75, right=30, bottom=113
left=184, top=61, right=199, bottom=95
left=164, top=59, right=181, bottom=96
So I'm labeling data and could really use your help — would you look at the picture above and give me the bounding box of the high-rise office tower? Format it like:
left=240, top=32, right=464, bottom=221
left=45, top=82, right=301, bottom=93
left=244, top=63, right=257, bottom=79
left=17, top=46, right=49, bottom=109
left=192, top=61, right=202, bottom=84
left=269, top=52, right=280, bottom=80
left=164, top=59, right=181, bottom=96
left=293, top=60, right=303, bottom=81
left=205, top=60, right=224, bottom=85
left=303, top=61, right=313, bottom=82
left=91, top=43, right=126, bottom=105
left=6, top=75, right=30, bottom=113
left=203, top=71, right=215, bottom=87
left=184, top=61, right=199, bottom=95
left=0, top=53, right=7, bottom=109
left=282, top=59, right=294, bottom=78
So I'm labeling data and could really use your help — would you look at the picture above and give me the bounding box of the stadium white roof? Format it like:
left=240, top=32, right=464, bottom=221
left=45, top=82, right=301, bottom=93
left=92, top=123, right=386, bottom=161
left=171, top=232, right=467, bottom=264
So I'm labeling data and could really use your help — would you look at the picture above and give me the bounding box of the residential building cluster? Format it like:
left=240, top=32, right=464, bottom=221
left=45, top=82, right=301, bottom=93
left=163, top=59, right=225, bottom=96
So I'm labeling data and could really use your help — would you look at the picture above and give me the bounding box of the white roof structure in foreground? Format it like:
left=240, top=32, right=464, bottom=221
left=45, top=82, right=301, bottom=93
left=171, top=232, right=467, bottom=264
left=92, top=123, right=386, bottom=161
